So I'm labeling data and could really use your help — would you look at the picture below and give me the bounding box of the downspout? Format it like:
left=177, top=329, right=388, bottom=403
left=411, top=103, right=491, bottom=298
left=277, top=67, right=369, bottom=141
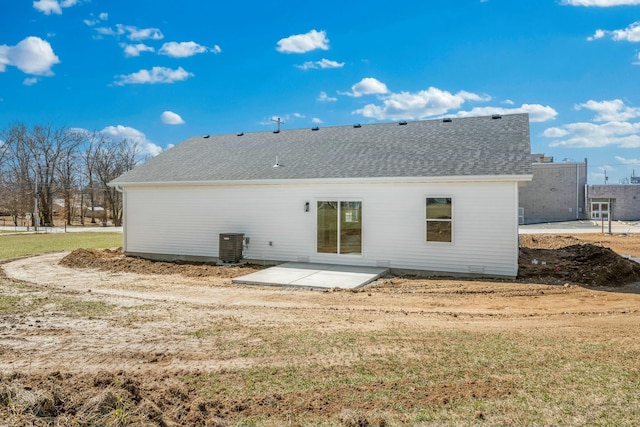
left=576, top=162, right=579, bottom=220
left=585, top=184, right=589, bottom=221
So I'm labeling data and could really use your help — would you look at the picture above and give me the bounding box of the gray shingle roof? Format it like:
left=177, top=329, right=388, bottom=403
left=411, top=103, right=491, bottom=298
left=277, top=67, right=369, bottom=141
left=111, top=113, right=532, bottom=185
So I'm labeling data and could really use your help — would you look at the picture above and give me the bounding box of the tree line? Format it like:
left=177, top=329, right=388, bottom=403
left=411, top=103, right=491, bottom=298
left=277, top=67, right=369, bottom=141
left=0, top=123, right=141, bottom=227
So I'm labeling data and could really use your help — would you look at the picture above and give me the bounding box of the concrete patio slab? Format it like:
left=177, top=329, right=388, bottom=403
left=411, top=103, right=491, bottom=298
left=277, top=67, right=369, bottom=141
left=232, top=262, right=389, bottom=289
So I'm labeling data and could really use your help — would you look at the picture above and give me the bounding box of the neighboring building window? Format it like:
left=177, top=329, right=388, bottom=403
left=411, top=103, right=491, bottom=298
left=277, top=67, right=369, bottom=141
left=317, top=201, right=362, bottom=254
left=426, top=197, right=452, bottom=242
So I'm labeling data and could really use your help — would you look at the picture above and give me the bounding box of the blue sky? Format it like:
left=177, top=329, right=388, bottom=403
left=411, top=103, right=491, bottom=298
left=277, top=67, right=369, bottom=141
left=2, top=0, right=640, bottom=184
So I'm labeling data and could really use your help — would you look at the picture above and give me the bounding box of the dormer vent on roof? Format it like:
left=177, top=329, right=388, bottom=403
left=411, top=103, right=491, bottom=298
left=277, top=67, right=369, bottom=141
left=353, top=124, right=362, bottom=128
left=442, top=118, right=452, bottom=123
left=237, top=132, right=244, bottom=136
left=492, top=114, right=502, bottom=120
left=203, top=135, right=210, bottom=138
left=311, top=126, right=319, bottom=131
left=398, top=120, right=408, bottom=125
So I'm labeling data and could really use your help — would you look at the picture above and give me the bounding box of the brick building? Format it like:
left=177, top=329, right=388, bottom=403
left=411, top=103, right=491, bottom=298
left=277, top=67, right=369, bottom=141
left=586, top=185, right=640, bottom=222
left=518, top=155, right=587, bottom=224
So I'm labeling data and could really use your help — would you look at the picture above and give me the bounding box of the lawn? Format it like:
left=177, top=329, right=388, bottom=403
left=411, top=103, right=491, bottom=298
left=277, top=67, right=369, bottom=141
left=0, top=232, right=122, bottom=260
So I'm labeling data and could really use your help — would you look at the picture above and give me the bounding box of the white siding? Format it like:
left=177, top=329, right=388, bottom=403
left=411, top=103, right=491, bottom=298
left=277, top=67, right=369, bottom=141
left=123, top=180, right=520, bottom=277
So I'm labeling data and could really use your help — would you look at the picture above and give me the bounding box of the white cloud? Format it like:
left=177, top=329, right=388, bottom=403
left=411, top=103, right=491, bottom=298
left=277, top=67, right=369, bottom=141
left=95, top=24, right=163, bottom=41
left=589, top=21, right=640, bottom=42
left=317, top=91, right=337, bottom=102
left=120, top=43, right=155, bottom=57
left=546, top=121, right=640, bottom=148
left=23, top=77, right=38, bottom=86
left=576, top=99, right=640, bottom=121
left=543, top=127, right=570, bottom=138
left=562, top=0, right=640, bottom=5
left=84, top=12, right=108, bottom=27
left=159, top=41, right=217, bottom=58
left=342, top=77, right=389, bottom=97
left=587, top=29, right=606, bottom=41
left=94, top=27, right=121, bottom=37
left=296, top=58, right=344, bottom=70
left=503, top=99, right=515, bottom=105
left=612, top=22, right=640, bottom=42
left=161, top=111, right=185, bottom=125
left=615, top=155, right=640, bottom=164
left=354, top=87, right=491, bottom=120
left=33, top=0, right=79, bottom=14
left=452, top=103, right=557, bottom=122
left=34, top=0, right=62, bottom=14
left=276, top=29, right=329, bottom=54
left=0, top=37, right=60, bottom=76
left=101, top=125, right=163, bottom=157
left=126, top=26, right=164, bottom=41
left=312, top=118, right=323, bottom=124
left=113, top=66, right=194, bottom=85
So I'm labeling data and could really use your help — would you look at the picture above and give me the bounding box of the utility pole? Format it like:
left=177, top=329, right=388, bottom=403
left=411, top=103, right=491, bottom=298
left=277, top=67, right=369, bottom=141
left=34, top=170, right=39, bottom=232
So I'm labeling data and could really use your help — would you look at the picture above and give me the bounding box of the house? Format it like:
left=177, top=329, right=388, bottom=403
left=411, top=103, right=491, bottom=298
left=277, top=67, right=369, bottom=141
left=518, top=155, right=587, bottom=224
left=109, top=114, right=532, bottom=278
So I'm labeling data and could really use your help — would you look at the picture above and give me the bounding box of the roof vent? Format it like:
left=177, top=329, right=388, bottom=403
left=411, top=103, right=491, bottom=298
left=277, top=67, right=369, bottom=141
left=311, top=126, right=319, bottom=131
left=353, top=124, right=362, bottom=128
left=398, top=120, right=408, bottom=125
left=237, top=132, right=244, bottom=136
left=491, top=114, right=502, bottom=120
left=442, top=118, right=452, bottom=123
left=273, top=130, right=280, bottom=134
left=203, top=135, right=210, bottom=139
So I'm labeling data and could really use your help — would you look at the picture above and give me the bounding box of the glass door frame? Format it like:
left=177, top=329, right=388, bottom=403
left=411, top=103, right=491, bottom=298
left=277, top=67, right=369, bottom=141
left=316, top=199, right=363, bottom=256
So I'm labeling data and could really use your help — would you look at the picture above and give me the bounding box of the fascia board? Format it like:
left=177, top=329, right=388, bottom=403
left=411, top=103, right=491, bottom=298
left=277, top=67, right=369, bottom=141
left=109, top=174, right=533, bottom=188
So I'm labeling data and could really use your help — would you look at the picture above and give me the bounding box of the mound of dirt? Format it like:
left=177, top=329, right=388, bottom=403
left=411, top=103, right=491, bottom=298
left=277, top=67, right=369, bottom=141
left=59, top=235, right=640, bottom=287
left=59, top=248, right=263, bottom=278
left=518, top=244, right=640, bottom=287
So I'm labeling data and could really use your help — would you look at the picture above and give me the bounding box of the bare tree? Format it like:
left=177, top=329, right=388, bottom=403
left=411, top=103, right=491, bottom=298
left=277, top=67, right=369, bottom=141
left=55, top=130, right=83, bottom=225
left=27, top=124, right=69, bottom=225
left=1, top=123, right=145, bottom=228
left=80, top=131, right=104, bottom=224
left=93, top=137, right=139, bottom=226
left=1, top=123, right=86, bottom=227
left=1, top=123, right=34, bottom=226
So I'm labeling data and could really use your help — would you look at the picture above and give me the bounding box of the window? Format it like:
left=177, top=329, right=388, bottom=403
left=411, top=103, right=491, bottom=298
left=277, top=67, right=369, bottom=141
left=317, top=201, right=362, bottom=254
left=426, top=197, right=452, bottom=242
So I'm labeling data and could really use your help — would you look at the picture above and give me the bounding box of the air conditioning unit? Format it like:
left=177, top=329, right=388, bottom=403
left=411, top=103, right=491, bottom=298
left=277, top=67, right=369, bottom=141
left=219, top=233, right=244, bottom=263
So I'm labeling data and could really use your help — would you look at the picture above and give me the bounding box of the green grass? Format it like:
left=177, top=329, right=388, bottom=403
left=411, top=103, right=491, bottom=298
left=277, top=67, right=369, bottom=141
left=180, top=327, right=640, bottom=426
left=0, top=232, right=122, bottom=260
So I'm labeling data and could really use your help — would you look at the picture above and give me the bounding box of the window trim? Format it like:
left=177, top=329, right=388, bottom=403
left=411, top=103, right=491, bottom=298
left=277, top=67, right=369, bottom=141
left=425, top=196, right=454, bottom=244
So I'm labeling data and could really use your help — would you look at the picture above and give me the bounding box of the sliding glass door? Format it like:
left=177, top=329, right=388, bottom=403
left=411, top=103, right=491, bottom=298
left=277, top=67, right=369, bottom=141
left=317, top=201, right=362, bottom=255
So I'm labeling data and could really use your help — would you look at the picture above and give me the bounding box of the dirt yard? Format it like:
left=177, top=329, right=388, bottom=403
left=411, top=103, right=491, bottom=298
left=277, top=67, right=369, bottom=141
left=1, top=233, right=640, bottom=426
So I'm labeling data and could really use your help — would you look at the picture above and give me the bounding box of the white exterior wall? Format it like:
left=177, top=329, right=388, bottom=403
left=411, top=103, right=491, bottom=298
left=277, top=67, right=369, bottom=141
left=122, top=180, right=520, bottom=277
